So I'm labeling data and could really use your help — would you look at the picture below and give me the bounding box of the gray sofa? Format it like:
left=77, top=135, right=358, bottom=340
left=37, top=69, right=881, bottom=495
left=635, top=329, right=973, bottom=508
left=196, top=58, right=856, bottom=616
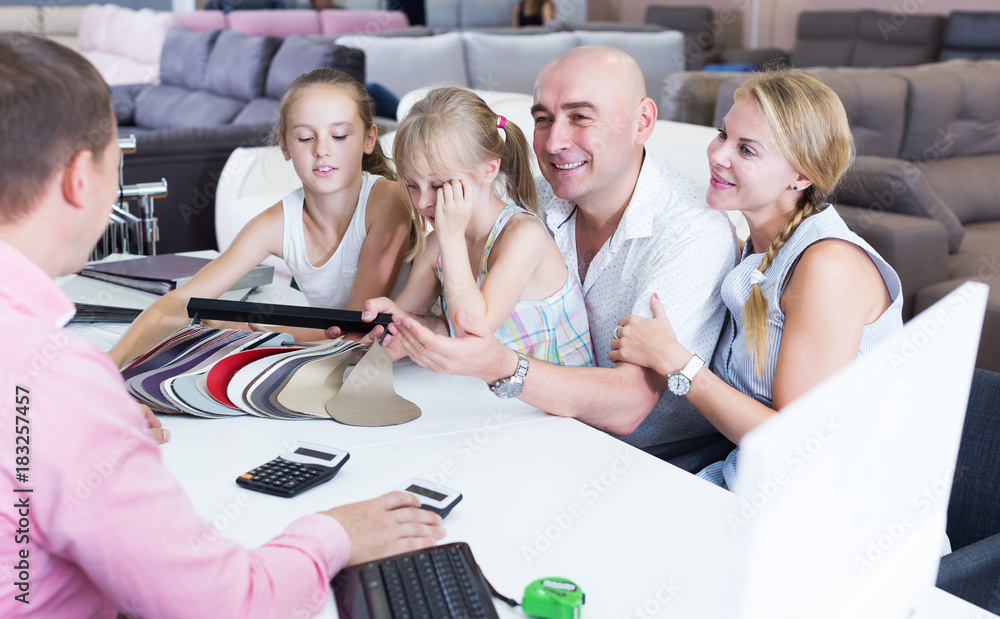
left=711, top=61, right=1000, bottom=372
left=113, top=28, right=365, bottom=253
left=659, top=9, right=1000, bottom=127
left=335, top=27, right=686, bottom=117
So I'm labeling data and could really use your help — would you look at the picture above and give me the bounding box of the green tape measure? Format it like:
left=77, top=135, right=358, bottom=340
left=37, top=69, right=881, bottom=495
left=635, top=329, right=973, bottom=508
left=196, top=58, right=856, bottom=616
left=522, top=577, right=585, bottom=619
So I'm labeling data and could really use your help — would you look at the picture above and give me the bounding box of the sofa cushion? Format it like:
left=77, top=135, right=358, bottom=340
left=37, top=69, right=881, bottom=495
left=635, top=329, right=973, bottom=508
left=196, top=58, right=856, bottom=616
left=940, top=11, right=1000, bottom=61
left=77, top=4, right=116, bottom=52
left=463, top=32, right=574, bottom=93
left=204, top=30, right=281, bottom=101
left=834, top=155, right=965, bottom=253
left=921, top=155, right=1000, bottom=227
left=231, top=99, right=281, bottom=127
left=791, top=11, right=860, bottom=67
left=573, top=30, right=686, bottom=105
left=123, top=9, right=175, bottom=65
left=945, top=221, right=1000, bottom=282
left=226, top=9, right=321, bottom=37
left=318, top=9, right=409, bottom=37
left=806, top=68, right=907, bottom=159
left=79, top=49, right=161, bottom=86
left=160, top=28, right=222, bottom=91
left=895, top=63, right=1000, bottom=162
left=42, top=6, right=88, bottom=48
left=851, top=11, right=944, bottom=67
left=173, top=10, right=226, bottom=32
left=336, top=31, right=467, bottom=96
left=135, top=85, right=246, bottom=129
left=265, top=36, right=366, bottom=99
left=0, top=6, right=41, bottom=34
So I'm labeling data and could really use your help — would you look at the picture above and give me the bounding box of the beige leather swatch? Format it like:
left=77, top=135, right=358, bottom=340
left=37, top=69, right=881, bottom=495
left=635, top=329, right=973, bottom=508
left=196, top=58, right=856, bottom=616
left=274, top=344, right=360, bottom=418
left=325, top=342, right=421, bottom=426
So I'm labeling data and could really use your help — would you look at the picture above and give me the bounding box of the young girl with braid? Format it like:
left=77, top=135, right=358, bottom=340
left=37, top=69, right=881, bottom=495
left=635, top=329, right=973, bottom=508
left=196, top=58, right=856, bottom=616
left=609, top=70, right=903, bottom=490
left=382, top=87, right=593, bottom=366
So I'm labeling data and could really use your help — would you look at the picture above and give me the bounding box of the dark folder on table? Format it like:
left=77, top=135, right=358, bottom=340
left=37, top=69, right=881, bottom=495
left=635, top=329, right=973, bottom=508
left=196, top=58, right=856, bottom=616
left=79, top=254, right=273, bottom=295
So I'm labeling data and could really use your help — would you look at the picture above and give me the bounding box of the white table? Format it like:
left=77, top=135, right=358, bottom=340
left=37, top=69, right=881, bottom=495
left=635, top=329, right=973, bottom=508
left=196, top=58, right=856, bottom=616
left=61, top=273, right=994, bottom=618
left=154, top=366, right=992, bottom=619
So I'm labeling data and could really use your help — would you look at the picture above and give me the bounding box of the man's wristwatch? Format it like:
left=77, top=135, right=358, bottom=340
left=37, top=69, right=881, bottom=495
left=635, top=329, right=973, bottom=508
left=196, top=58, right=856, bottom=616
left=489, top=352, right=529, bottom=399
left=667, top=355, right=704, bottom=396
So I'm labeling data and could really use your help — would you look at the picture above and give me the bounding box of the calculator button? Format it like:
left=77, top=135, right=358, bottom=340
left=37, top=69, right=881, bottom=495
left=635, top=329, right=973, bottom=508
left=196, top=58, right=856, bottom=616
left=239, top=474, right=253, bottom=480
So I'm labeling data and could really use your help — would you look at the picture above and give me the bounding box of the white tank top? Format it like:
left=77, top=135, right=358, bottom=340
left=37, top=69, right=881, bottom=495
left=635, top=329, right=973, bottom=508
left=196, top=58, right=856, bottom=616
left=281, top=172, right=408, bottom=307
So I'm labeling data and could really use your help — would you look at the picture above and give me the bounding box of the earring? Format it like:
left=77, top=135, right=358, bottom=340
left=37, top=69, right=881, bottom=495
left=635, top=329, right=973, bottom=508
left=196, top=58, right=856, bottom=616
left=793, top=186, right=798, bottom=190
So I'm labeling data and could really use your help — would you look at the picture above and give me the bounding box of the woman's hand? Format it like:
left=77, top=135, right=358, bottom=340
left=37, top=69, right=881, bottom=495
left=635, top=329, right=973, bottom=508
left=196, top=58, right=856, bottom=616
left=432, top=180, right=472, bottom=245
left=609, top=293, right=690, bottom=377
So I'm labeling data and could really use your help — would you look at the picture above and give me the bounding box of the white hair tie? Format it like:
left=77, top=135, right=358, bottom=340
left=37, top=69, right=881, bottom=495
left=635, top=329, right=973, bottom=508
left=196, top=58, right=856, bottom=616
left=749, top=269, right=766, bottom=286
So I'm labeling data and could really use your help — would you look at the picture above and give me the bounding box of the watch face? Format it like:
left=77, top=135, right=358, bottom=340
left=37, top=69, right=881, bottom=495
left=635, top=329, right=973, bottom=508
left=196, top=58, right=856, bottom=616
left=668, top=373, right=690, bottom=396
left=494, top=379, right=523, bottom=399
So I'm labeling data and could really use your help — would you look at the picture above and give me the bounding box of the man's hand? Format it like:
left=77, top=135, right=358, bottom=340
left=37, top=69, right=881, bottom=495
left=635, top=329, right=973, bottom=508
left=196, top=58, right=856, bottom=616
left=139, top=404, right=171, bottom=444
left=392, top=309, right=516, bottom=383
left=323, top=491, right=446, bottom=566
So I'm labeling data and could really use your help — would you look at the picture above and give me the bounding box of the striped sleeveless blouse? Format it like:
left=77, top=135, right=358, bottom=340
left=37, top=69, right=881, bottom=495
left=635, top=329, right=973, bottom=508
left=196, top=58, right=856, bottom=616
left=436, top=204, right=594, bottom=367
left=703, top=206, right=903, bottom=490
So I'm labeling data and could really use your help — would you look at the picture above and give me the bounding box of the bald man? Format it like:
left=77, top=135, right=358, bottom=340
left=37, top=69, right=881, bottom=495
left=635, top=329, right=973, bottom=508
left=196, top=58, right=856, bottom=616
left=367, top=46, right=738, bottom=468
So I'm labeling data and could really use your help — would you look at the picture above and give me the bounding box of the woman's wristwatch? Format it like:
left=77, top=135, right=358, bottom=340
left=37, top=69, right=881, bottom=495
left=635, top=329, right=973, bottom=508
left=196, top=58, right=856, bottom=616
left=489, top=352, right=529, bottom=398
left=668, top=355, right=704, bottom=396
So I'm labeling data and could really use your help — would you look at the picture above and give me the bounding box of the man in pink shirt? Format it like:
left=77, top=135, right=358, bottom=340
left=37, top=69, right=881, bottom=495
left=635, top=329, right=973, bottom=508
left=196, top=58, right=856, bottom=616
left=0, top=34, right=444, bottom=617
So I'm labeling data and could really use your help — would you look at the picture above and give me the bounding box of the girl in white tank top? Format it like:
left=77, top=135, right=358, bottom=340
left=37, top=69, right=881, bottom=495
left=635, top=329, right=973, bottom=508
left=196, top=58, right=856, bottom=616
left=111, top=70, right=414, bottom=367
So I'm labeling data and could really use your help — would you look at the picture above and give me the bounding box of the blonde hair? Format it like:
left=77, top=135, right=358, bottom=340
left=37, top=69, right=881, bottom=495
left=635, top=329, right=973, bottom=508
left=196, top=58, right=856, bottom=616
left=737, top=70, right=855, bottom=375
left=276, top=68, right=395, bottom=182
left=392, top=87, right=538, bottom=259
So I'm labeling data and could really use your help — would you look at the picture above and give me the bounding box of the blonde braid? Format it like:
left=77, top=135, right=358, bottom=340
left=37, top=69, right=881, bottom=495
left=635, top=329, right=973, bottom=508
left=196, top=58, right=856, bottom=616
left=742, top=199, right=821, bottom=376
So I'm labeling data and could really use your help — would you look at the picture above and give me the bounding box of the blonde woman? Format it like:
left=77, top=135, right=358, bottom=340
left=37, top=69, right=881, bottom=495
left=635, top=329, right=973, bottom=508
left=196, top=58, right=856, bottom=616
left=609, top=70, right=903, bottom=490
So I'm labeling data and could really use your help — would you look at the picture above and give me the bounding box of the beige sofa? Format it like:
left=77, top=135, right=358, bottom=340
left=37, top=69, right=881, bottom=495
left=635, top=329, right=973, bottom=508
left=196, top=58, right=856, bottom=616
left=0, top=5, right=86, bottom=48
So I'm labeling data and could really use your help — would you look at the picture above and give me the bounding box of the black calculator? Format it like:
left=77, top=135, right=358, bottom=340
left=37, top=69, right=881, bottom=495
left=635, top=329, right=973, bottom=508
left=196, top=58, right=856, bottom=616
left=236, top=442, right=350, bottom=498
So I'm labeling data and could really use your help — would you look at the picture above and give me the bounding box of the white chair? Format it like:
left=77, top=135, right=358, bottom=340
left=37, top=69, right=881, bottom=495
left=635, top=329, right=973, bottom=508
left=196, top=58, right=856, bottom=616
left=214, top=146, right=301, bottom=286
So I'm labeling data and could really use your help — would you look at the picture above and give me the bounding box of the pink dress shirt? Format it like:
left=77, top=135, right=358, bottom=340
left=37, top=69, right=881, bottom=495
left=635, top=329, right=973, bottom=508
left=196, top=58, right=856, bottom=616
left=0, top=241, right=350, bottom=618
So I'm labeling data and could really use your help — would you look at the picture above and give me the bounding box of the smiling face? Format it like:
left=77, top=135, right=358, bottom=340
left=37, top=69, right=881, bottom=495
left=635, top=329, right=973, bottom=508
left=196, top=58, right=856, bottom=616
left=706, top=97, right=806, bottom=218
left=279, top=84, right=376, bottom=198
left=531, top=48, right=648, bottom=211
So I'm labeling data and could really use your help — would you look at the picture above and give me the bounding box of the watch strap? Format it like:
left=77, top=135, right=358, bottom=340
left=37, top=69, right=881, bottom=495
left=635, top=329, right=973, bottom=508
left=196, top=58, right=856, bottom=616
left=680, top=355, right=704, bottom=381
left=489, top=352, right=529, bottom=392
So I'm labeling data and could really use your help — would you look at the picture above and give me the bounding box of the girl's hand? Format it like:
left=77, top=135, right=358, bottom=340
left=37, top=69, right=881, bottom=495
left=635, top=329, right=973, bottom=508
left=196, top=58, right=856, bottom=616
left=200, top=319, right=252, bottom=332
left=433, top=180, right=473, bottom=244
left=609, top=293, right=690, bottom=377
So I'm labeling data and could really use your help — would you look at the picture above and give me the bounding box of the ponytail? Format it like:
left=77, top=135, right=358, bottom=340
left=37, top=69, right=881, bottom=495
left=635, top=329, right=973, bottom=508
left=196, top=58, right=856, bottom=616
left=497, top=119, right=538, bottom=214
left=363, top=133, right=396, bottom=182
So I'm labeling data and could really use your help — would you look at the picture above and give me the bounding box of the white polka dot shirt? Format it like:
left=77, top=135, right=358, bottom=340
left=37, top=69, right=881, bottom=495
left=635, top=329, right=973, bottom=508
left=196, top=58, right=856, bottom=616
left=540, top=155, right=738, bottom=448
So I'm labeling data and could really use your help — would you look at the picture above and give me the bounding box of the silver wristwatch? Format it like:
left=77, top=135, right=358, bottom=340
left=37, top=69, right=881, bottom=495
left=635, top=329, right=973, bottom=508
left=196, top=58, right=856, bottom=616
left=489, top=353, right=529, bottom=398
left=667, top=355, right=704, bottom=396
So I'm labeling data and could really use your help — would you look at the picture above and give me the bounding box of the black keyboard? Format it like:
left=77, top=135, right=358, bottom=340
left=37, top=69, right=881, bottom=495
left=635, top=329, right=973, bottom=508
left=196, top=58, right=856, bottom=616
left=333, top=542, right=500, bottom=619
